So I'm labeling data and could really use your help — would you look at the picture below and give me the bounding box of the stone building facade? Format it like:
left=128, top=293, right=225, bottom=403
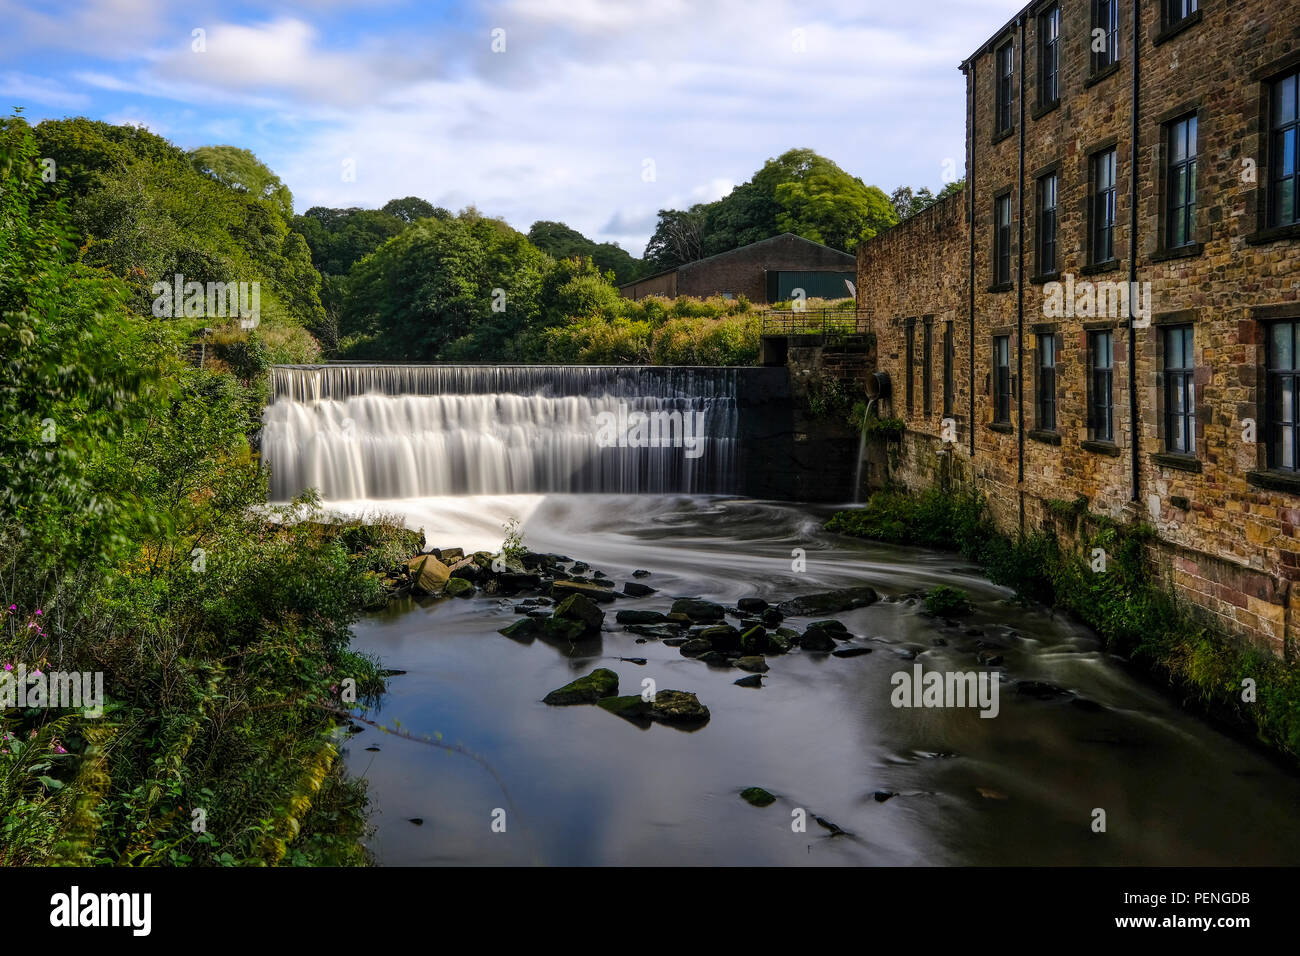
left=857, top=0, right=1300, bottom=656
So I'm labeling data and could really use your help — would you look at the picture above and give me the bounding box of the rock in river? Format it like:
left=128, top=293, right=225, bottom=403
left=740, top=786, right=776, bottom=807
left=622, top=582, right=657, bottom=597
left=596, top=689, right=710, bottom=725
left=552, top=579, right=618, bottom=603
left=553, top=592, right=605, bottom=634
left=408, top=554, right=451, bottom=595
left=777, top=586, right=878, bottom=617
left=735, top=655, right=769, bottom=673
left=542, top=668, right=619, bottom=705
left=616, top=609, right=667, bottom=625
left=670, top=598, right=726, bottom=622
left=443, top=577, right=476, bottom=598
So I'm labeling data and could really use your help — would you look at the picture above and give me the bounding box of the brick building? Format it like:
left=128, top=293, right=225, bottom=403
left=620, top=233, right=855, bottom=303
left=857, top=0, right=1300, bottom=655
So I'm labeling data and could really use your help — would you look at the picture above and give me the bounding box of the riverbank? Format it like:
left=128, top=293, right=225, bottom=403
left=826, top=488, right=1300, bottom=765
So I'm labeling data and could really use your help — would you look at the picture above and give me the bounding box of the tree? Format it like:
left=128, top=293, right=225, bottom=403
left=527, top=220, right=643, bottom=284
left=382, top=196, right=445, bottom=223
left=190, top=145, right=294, bottom=218
left=643, top=206, right=707, bottom=271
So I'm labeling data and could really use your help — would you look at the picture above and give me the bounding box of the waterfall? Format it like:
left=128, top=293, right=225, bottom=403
left=261, top=365, right=742, bottom=500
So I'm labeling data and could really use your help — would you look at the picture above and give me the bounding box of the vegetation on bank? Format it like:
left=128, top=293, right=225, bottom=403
left=0, top=115, right=429, bottom=864
left=826, top=488, right=1300, bottom=760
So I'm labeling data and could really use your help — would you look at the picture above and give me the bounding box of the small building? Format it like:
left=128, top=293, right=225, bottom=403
left=619, top=233, right=856, bottom=304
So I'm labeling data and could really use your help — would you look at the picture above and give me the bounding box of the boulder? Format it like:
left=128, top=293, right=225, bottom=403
left=552, top=579, right=618, bottom=603
left=494, top=572, right=543, bottom=595
left=832, top=646, right=873, bottom=658
left=498, top=617, right=543, bottom=641
left=678, top=638, right=713, bottom=657
left=740, top=625, right=768, bottom=654
left=542, top=668, right=619, bottom=705
left=622, top=582, right=657, bottom=598
left=670, top=598, right=726, bottom=622
left=553, top=593, right=606, bottom=634
left=760, top=607, right=784, bottom=627
left=542, top=617, right=588, bottom=643
left=767, top=629, right=795, bottom=654
left=777, top=586, right=879, bottom=617
left=737, top=597, right=769, bottom=613
left=798, top=628, right=837, bottom=652
left=407, top=555, right=451, bottom=595
left=443, top=577, right=476, bottom=598
left=700, top=624, right=741, bottom=651
left=735, top=656, right=769, bottom=673
left=632, top=569, right=652, bottom=578
left=740, top=786, right=776, bottom=807
left=448, top=557, right=484, bottom=582
left=647, top=690, right=710, bottom=724
left=734, top=674, right=764, bottom=688
left=437, top=547, right=465, bottom=564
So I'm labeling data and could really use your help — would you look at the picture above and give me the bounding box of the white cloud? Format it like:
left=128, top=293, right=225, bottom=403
left=0, top=72, right=90, bottom=110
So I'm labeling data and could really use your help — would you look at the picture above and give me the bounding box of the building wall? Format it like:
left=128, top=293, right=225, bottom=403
left=620, top=234, right=856, bottom=303
left=619, top=270, right=677, bottom=301
left=857, top=0, right=1300, bottom=657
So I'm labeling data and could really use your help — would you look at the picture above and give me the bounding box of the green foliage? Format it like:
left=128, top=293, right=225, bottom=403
left=0, top=114, right=409, bottom=865
left=859, top=415, right=905, bottom=441
left=33, top=118, right=324, bottom=355
left=528, top=220, right=643, bottom=285
left=826, top=488, right=1300, bottom=761
left=805, top=374, right=867, bottom=425
left=924, top=585, right=972, bottom=617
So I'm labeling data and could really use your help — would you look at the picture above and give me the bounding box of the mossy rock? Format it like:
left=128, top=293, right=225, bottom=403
left=616, top=609, right=667, bottom=625
left=700, top=623, right=741, bottom=651
left=552, top=579, right=617, bottom=603
left=924, top=585, right=973, bottom=616
left=777, top=586, right=878, bottom=616
left=542, top=617, right=588, bottom=643
left=741, top=787, right=776, bottom=807
left=407, top=554, right=451, bottom=595
left=735, top=655, right=769, bottom=673
left=740, top=625, right=768, bottom=654
left=543, top=668, right=619, bottom=705
left=443, top=577, right=476, bottom=598
left=499, top=617, right=543, bottom=641
left=554, top=592, right=605, bottom=633
left=647, top=690, right=710, bottom=724
left=670, top=598, right=726, bottom=622
left=678, top=637, right=713, bottom=657
left=596, top=695, right=650, bottom=720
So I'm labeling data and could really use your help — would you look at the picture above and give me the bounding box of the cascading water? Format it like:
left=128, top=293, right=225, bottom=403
left=261, top=364, right=742, bottom=500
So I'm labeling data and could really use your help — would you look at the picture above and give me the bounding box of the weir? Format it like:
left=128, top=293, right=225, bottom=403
left=262, top=364, right=793, bottom=501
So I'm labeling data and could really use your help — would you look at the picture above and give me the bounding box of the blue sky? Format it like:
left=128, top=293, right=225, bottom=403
left=2, top=0, right=1027, bottom=257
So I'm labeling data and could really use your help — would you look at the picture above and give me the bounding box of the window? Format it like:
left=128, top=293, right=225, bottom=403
left=1037, top=334, right=1057, bottom=431
left=993, top=335, right=1012, bottom=424
left=1164, top=325, right=1195, bottom=454
left=1039, top=6, right=1060, bottom=107
left=996, top=41, right=1015, bottom=134
left=1166, top=115, right=1198, bottom=248
left=943, top=321, right=955, bottom=418
left=1091, top=0, right=1119, bottom=73
left=1091, top=148, right=1117, bottom=264
left=905, top=319, right=916, bottom=416
left=1269, top=70, right=1300, bottom=228
left=994, top=194, right=1012, bottom=286
left=1036, top=172, right=1058, bottom=276
left=1088, top=329, right=1115, bottom=442
left=1164, top=0, right=1198, bottom=27
left=922, top=319, right=933, bottom=417
left=1267, top=320, right=1299, bottom=471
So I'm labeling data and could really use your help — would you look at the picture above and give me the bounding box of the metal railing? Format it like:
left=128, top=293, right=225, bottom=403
left=760, top=309, right=870, bottom=336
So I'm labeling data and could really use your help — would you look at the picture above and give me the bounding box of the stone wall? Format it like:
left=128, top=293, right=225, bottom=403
left=856, top=0, right=1300, bottom=657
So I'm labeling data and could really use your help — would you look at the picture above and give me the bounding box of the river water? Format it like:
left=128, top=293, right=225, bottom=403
left=339, top=493, right=1300, bottom=866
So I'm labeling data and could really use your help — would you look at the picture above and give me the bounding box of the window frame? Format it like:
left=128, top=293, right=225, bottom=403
left=922, top=318, right=934, bottom=418
left=1266, top=319, right=1300, bottom=472
left=996, top=40, right=1016, bottom=135
left=1268, top=69, right=1300, bottom=229
left=1163, top=325, right=1196, bottom=455
left=1036, top=171, right=1058, bottom=277
left=1163, top=0, right=1198, bottom=29
left=1087, top=329, right=1115, bottom=442
left=904, top=318, right=916, bottom=417
left=943, top=320, right=955, bottom=418
left=1091, top=0, right=1119, bottom=74
left=994, top=192, right=1013, bottom=287
left=1090, top=148, right=1118, bottom=265
left=1038, top=5, right=1061, bottom=109
left=1036, top=333, right=1057, bottom=432
left=1165, top=114, right=1199, bottom=249
left=993, top=335, right=1013, bottom=425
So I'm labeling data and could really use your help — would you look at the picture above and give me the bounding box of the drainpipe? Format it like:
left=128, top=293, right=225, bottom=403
left=1128, top=0, right=1141, bottom=502
left=1017, top=14, right=1026, bottom=489
left=967, top=59, right=977, bottom=460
